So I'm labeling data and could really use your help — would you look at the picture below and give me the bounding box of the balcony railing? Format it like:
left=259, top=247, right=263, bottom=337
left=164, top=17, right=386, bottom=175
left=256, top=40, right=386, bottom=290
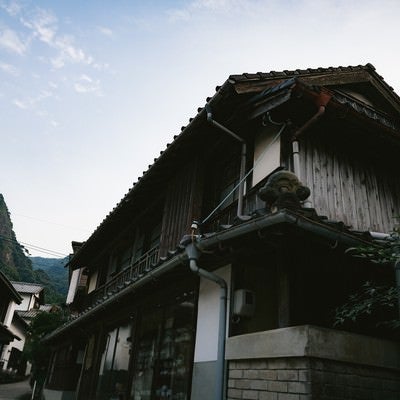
left=89, top=246, right=160, bottom=306
left=205, top=178, right=267, bottom=232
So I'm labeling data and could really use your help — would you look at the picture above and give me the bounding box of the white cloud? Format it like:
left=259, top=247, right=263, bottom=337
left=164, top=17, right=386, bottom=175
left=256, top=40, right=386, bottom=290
left=20, top=8, right=57, bottom=45
left=0, top=61, right=19, bottom=76
left=98, top=26, right=113, bottom=37
left=0, top=0, right=22, bottom=16
left=73, top=74, right=102, bottom=95
left=0, top=27, right=27, bottom=55
left=166, top=9, right=190, bottom=22
left=13, top=99, right=28, bottom=109
left=18, top=7, right=96, bottom=69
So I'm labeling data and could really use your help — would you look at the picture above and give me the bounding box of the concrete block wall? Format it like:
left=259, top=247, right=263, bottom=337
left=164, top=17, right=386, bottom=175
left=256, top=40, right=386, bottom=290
left=225, top=326, right=400, bottom=400
left=227, top=357, right=400, bottom=400
left=310, top=358, right=400, bottom=400
left=228, top=358, right=311, bottom=400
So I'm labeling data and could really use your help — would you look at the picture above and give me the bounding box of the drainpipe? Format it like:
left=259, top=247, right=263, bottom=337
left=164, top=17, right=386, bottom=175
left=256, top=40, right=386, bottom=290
left=185, top=237, right=227, bottom=400
left=291, top=92, right=332, bottom=205
left=205, top=104, right=247, bottom=218
left=291, top=105, right=326, bottom=180
left=395, top=259, right=400, bottom=319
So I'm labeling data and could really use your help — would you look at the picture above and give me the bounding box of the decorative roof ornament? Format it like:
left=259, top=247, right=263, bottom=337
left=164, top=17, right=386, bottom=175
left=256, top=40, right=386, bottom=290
left=258, top=170, right=311, bottom=213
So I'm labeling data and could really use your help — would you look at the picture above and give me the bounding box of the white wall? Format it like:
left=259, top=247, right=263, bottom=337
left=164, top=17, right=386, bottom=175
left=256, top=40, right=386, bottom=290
left=3, top=301, right=16, bottom=327
left=193, top=265, right=231, bottom=363
left=66, top=269, right=81, bottom=304
left=14, top=294, right=31, bottom=311
left=252, top=124, right=281, bottom=186
left=1, top=319, right=26, bottom=372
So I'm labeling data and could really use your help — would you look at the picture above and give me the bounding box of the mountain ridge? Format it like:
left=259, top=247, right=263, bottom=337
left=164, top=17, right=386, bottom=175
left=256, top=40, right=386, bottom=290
left=0, top=194, right=68, bottom=303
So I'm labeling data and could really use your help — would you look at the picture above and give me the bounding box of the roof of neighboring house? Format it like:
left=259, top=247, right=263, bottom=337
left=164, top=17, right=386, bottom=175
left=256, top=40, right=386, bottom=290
left=18, top=304, right=57, bottom=320
left=0, top=271, right=22, bottom=304
left=11, top=281, right=44, bottom=295
left=69, top=64, right=400, bottom=269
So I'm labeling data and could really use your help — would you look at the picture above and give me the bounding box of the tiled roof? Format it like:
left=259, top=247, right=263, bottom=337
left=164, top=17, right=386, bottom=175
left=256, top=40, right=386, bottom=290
left=17, top=304, right=53, bottom=319
left=11, top=281, right=44, bottom=294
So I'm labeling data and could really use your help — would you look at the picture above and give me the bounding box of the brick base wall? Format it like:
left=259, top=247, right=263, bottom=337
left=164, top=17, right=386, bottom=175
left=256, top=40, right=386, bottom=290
left=227, top=357, right=400, bottom=400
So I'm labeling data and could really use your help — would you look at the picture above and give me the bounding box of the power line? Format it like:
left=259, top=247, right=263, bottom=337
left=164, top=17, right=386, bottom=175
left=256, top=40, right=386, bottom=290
left=12, top=213, right=89, bottom=232
left=0, top=234, right=68, bottom=258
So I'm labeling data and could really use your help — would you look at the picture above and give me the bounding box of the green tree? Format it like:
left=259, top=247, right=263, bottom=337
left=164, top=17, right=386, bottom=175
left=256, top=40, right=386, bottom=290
left=24, top=311, right=67, bottom=397
left=335, top=230, right=400, bottom=331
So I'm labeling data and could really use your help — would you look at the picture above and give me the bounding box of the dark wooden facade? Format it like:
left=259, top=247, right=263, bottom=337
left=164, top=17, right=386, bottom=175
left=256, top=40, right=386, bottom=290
left=44, top=65, right=400, bottom=400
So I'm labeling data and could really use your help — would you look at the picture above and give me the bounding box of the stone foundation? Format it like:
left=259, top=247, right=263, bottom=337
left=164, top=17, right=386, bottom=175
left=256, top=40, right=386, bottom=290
left=225, top=325, right=400, bottom=400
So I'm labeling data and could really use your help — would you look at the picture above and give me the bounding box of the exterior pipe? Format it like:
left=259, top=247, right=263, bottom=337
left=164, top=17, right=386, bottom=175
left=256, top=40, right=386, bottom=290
left=395, top=259, right=400, bottom=319
left=205, top=104, right=247, bottom=218
left=292, top=140, right=301, bottom=179
left=291, top=105, right=326, bottom=207
left=186, top=241, right=227, bottom=400
left=291, top=105, right=326, bottom=141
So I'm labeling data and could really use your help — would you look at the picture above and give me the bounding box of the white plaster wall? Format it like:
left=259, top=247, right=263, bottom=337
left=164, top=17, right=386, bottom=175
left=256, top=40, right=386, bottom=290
left=66, top=269, right=81, bottom=304
left=14, top=294, right=31, bottom=311
left=3, top=301, right=16, bottom=327
left=252, top=125, right=281, bottom=186
left=193, top=265, right=231, bottom=363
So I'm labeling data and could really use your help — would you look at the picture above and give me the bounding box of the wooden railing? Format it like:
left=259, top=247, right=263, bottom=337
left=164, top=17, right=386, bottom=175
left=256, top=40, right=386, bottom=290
left=89, top=246, right=160, bottom=306
left=85, top=179, right=269, bottom=309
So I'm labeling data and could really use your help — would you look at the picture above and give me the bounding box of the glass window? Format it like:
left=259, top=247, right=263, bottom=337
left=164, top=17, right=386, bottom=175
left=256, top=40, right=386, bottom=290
left=131, top=293, right=195, bottom=400
left=97, top=323, right=132, bottom=400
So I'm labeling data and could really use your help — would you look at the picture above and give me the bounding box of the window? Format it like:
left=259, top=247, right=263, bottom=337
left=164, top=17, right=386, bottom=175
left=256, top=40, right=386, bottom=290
left=96, top=323, right=132, bottom=400
left=131, top=293, right=195, bottom=400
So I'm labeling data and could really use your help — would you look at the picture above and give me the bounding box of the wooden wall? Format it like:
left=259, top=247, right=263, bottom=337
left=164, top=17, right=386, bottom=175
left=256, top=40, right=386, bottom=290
left=159, top=158, right=204, bottom=256
left=299, top=136, right=400, bottom=233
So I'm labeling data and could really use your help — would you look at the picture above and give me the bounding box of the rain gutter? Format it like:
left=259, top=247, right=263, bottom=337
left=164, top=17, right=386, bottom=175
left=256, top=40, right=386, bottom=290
left=44, top=210, right=371, bottom=343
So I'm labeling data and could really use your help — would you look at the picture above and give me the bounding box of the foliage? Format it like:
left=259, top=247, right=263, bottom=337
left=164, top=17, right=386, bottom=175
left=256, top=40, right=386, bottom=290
left=335, top=229, right=400, bottom=331
left=335, top=281, right=399, bottom=329
left=24, top=311, right=66, bottom=365
left=0, top=194, right=68, bottom=304
left=24, top=311, right=67, bottom=394
left=31, top=256, right=69, bottom=297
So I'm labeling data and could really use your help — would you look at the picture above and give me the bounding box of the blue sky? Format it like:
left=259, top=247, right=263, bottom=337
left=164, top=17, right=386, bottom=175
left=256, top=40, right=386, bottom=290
left=1, top=0, right=400, bottom=257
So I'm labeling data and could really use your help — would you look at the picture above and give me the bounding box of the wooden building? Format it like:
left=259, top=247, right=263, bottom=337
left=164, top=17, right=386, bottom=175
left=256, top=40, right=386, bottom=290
left=43, top=64, right=400, bottom=400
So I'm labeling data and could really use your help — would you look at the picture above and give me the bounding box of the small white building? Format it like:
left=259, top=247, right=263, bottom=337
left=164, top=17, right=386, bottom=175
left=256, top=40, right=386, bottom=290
left=0, top=281, right=44, bottom=375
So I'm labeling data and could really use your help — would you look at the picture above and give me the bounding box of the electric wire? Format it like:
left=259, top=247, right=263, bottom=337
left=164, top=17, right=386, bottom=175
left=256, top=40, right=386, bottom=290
left=12, top=213, right=89, bottom=232
left=201, top=121, right=287, bottom=225
left=0, top=234, right=67, bottom=258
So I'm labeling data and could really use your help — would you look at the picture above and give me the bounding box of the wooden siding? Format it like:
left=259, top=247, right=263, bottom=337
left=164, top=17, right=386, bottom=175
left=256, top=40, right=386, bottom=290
left=159, top=158, right=204, bottom=256
left=299, top=137, right=400, bottom=233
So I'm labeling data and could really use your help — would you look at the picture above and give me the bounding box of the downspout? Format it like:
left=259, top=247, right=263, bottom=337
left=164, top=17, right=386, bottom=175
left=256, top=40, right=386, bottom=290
left=291, top=92, right=332, bottom=205
left=291, top=105, right=327, bottom=179
left=205, top=104, right=247, bottom=218
left=395, top=259, right=400, bottom=319
left=185, top=237, right=227, bottom=400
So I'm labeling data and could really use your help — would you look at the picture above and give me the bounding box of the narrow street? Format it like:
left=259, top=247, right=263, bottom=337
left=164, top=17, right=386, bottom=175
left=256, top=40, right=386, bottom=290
left=0, top=379, right=31, bottom=400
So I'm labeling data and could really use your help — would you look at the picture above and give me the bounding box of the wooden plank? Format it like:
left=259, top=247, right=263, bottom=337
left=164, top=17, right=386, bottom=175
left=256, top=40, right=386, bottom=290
left=352, top=161, right=371, bottom=230
left=338, top=153, right=357, bottom=229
